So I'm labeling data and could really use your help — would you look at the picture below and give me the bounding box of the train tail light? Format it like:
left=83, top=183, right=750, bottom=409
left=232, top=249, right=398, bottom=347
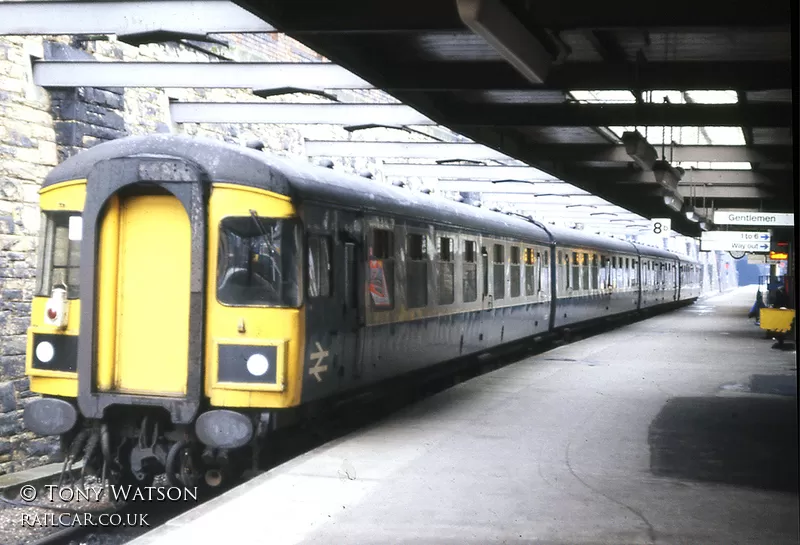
left=44, top=285, right=69, bottom=329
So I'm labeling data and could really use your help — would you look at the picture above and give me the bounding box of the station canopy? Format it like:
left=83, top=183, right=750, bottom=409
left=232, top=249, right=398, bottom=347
left=232, top=0, right=793, bottom=237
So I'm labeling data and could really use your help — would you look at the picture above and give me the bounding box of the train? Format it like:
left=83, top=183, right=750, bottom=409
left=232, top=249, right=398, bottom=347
left=22, top=134, right=702, bottom=489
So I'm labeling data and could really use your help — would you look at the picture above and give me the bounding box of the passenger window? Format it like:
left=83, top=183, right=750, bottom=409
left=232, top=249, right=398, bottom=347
left=493, top=244, right=505, bottom=299
left=510, top=246, right=521, bottom=298
left=307, top=235, right=332, bottom=298
left=571, top=252, right=580, bottom=291
left=582, top=252, right=590, bottom=290
left=368, top=228, right=394, bottom=310
left=540, top=250, right=550, bottom=294
left=437, top=236, right=455, bottom=305
left=406, top=233, right=428, bottom=308
left=525, top=248, right=537, bottom=296
left=591, top=254, right=598, bottom=289
left=463, top=240, right=478, bottom=303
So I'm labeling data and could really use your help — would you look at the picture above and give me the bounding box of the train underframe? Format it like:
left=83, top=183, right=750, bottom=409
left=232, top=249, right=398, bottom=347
left=57, top=407, right=272, bottom=492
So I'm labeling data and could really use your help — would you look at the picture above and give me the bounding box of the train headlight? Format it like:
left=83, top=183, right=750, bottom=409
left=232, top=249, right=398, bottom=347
left=35, top=341, right=55, bottom=363
left=246, top=353, right=269, bottom=376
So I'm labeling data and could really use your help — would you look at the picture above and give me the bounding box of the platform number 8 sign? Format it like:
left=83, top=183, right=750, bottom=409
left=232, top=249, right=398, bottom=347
left=651, top=218, right=671, bottom=235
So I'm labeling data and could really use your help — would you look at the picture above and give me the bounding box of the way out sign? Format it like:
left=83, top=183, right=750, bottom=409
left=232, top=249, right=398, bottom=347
left=700, top=231, right=771, bottom=252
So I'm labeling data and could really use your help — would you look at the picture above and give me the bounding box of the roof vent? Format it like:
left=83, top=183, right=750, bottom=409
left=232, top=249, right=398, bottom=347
left=392, top=180, right=406, bottom=188
left=420, top=188, right=433, bottom=195
left=317, top=159, right=335, bottom=169
left=359, top=170, right=374, bottom=179
left=246, top=140, right=265, bottom=150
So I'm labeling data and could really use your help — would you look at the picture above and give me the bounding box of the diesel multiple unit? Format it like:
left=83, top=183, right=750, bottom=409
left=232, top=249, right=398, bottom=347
left=23, top=135, right=702, bottom=488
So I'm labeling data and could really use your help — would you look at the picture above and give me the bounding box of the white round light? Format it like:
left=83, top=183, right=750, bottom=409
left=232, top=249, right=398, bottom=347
left=36, top=341, right=55, bottom=363
left=246, top=354, right=269, bottom=376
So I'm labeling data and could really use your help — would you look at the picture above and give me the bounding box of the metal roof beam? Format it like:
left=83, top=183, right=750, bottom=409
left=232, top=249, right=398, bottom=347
left=33, top=61, right=370, bottom=90
left=374, top=61, right=791, bottom=91
left=433, top=181, right=586, bottom=194
left=380, top=164, right=556, bottom=180
left=32, top=60, right=792, bottom=94
left=234, top=0, right=464, bottom=33
left=680, top=186, right=773, bottom=199
left=305, top=141, right=511, bottom=160
left=169, top=102, right=433, bottom=125
left=0, top=1, right=275, bottom=36
left=580, top=168, right=781, bottom=186
left=497, top=0, right=789, bottom=28
left=446, top=103, right=791, bottom=128
left=305, top=141, right=791, bottom=163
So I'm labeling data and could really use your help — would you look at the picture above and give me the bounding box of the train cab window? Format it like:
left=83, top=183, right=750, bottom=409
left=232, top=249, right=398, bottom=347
left=216, top=216, right=301, bottom=307
left=591, top=254, right=598, bottom=290
left=493, top=244, right=505, bottom=299
left=463, top=240, right=478, bottom=303
left=571, top=252, right=580, bottom=291
left=582, top=253, right=590, bottom=291
left=406, top=233, right=428, bottom=308
left=510, top=246, right=521, bottom=298
left=525, top=248, right=536, bottom=296
left=36, top=212, right=82, bottom=299
left=437, top=236, right=455, bottom=305
left=307, top=235, right=332, bottom=298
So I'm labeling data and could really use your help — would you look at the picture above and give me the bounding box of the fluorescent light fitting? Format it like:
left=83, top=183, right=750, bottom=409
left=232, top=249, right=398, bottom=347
left=456, top=0, right=552, bottom=85
left=621, top=130, right=657, bottom=171
left=653, top=160, right=684, bottom=191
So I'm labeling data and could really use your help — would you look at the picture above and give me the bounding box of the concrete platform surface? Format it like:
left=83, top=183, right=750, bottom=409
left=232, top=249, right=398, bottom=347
left=131, top=287, right=798, bottom=545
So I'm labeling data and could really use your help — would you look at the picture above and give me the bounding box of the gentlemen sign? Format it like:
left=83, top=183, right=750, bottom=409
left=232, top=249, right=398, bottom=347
left=713, top=211, right=794, bottom=226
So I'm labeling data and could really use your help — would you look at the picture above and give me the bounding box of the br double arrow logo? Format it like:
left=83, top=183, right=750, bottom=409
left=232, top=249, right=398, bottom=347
left=308, top=341, right=329, bottom=382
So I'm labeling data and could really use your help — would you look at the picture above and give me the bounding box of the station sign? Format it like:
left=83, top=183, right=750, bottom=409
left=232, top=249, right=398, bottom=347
left=700, top=231, right=771, bottom=252
left=713, top=210, right=794, bottom=227
left=650, top=218, right=671, bottom=235
left=748, top=254, right=785, bottom=265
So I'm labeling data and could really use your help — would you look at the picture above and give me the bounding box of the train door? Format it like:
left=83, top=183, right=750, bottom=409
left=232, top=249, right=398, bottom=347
left=97, top=193, right=191, bottom=395
left=336, top=212, right=364, bottom=380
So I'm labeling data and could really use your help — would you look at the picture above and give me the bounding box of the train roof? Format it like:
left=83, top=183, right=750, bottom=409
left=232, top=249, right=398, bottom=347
left=43, top=134, right=695, bottom=262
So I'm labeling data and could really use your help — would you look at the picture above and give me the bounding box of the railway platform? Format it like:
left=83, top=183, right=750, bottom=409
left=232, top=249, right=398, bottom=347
left=131, top=286, right=798, bottom=545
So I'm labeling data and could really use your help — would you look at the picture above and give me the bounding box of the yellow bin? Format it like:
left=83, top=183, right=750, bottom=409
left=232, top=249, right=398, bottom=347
left=760, top=308, right=796, bottom=333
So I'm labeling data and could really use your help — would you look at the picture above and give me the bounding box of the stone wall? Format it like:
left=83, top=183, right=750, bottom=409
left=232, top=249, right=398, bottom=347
left=0, top=30, right=462, bottom=475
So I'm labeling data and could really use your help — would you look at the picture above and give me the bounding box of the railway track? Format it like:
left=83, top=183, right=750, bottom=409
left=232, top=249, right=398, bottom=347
left=2, top=304, right=677, bottom=545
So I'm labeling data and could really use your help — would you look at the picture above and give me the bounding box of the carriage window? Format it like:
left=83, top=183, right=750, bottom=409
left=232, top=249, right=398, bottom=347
left=373, top=228, right=392, bottom=258
left=36, top=212, right=82, bottom=299
left=493, top=244, right=505, bottom=299
left=540, top=250, right=550, bottom=294
left=463, top=240, right=477, bottom=302
left=368, top=228, right=395, bottom=310
left=407, top=233, right=428, bottom=308
left=525, top=248, right=536, bottom=296
left=591, top=254, right=598, bottom=290
left=510, top=246, right=521, bottom=298
left=437, top=236, right=454, bottom=305
left=582, top=253, right=590, bottom=290
left=217, top=216, right=301, bottom=307
left=572, top=252, right=580, bottom=291
left=307, top=235, right=332, bottom=298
